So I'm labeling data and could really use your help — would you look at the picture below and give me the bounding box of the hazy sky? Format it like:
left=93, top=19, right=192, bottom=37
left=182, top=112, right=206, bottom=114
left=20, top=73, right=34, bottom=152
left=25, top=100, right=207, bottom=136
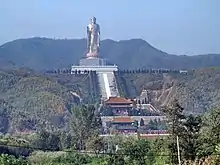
left=0, top=0, right=219, bottom=55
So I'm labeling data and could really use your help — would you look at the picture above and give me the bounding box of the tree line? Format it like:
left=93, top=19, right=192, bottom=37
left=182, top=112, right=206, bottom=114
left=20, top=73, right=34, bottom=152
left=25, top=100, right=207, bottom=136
left=119, top=68, right=185, bottom=74
left=1, top=100, right=220, bottom=164
left=44, top=68, right=186, bottom=75
left=45, top=69, right=97, bottom=75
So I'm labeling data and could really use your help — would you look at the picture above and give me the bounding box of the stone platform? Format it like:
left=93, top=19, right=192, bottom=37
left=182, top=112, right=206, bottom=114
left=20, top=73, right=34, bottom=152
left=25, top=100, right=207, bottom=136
left=71, top=57, right=119, bottom=100
left=71, top=57, right=118, bottom=74
left=79, top=57, right=107, bottom=66
left=71, top=65, right=118, bottom=74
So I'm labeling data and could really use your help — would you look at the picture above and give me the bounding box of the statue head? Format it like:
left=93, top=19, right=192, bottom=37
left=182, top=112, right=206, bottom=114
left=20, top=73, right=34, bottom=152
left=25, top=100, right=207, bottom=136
left=90, top=16, right=96, bottom=24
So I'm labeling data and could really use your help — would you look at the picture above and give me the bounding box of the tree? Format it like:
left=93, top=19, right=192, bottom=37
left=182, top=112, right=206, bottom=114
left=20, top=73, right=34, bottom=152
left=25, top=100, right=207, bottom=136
left=58, top=131, right=73, bottom=150
left=157, top=118, right=168, bottom=130
left=0, top=154, right=28, bottom=165
left=86, top=136, right=104, bottom=155
left=198, top=108, right=220, bottom=157
left=162, top=99, right=186, bottom=163
left=0, top=100, right=10, bottom=133
left=106, top=155, right=125, bottom=165
left=163, top=99, right=185, bottom=135
left=181, top=115, right=202, bottom=160
left=144, top=97, right=148, bottom=104
left=52, top=152, right=92, bottom=165
left=122, top=139, right=151, bottom=164
left=70, top=105, right=102, bottom=150
left=163, top=99, right=203, bottom=161
left=103, top=135, right=124, bottom=154
left=152, top=139, right=171, bottom=165
left=140, top=118, right=145, bottom=126
left=147, top=119, right=157, bottom=130
left=32, top=129, right=60, bottom=151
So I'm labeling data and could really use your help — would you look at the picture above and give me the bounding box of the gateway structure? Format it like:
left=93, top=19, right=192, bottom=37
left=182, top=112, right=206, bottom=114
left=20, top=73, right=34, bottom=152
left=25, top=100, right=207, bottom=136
left=71, top=17, right=119, bottom=100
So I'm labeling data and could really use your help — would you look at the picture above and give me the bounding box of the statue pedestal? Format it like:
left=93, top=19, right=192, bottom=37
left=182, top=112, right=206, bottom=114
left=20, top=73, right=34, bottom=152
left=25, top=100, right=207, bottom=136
left=79, top=57, right=107, bottom=66
left=72, top=55, right=118, bottom=73
left=86, top=52, right=98, bottom=58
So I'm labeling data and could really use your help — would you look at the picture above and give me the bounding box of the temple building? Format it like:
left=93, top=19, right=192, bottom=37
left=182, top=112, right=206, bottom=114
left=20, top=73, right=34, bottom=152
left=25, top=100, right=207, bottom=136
left=109, top=116, right=138, bottom=134
left=101, top=97, right=134, bottom=116
left=69, top=17, right=168, bottom=137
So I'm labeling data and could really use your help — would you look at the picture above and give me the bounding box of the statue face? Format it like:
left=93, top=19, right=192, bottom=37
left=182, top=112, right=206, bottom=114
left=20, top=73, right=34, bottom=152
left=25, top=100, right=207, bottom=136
left=91, top=17, right=96, bottom=24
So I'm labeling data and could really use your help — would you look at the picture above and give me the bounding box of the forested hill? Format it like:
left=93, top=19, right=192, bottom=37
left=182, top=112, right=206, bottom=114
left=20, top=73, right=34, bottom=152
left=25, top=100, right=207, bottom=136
left=1, top=67, right=220, bottom=133
left=0, top=37, right=220, bottom=70
left=116, top=67, right=220, bottom=114
left=0, top=68, right=90, bottom=133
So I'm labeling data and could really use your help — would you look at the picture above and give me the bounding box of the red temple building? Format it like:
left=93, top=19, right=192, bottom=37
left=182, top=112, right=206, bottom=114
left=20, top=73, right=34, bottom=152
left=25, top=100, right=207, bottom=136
left=104, top=97, right=133, bottom=116
left=110, top=116, right=137, bottom=134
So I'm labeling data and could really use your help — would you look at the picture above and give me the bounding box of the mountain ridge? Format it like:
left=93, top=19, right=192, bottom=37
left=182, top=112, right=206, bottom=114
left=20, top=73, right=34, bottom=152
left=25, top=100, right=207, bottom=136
left=0, top=37, right=220, bottom=70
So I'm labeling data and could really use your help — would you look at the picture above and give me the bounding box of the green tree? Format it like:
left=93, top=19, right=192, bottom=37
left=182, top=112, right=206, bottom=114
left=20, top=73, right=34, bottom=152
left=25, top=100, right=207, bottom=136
left=140, top=118, right=145, bottom=126
left=58, top=131, right=73, bottom=150
left=70, top=104, right=102, bottom=150
left=122, top=139, right=151, bottom=164
left=163, top=99, right=185, bottom=135
left=198, top=108, right=220, bottom=157
left=163, top=99, right=203, bottom=162
left=32, top=129, right=60, bottom=151
left=0, top=154, right=28, bottom=165
left=181, top=115, right=202, bottom=160
left=162, top=99, right=186, bottom=163
left=106, top=155, right=125, bottom=165
left=86, top=135, right=104, bottom=155
left=147, top=119, right=157, bottom=130
left=52, top=152, right=92, bottom=165
left=152, top=139, right=171, bottom=165
left=103, top=135, right=124, bottom=154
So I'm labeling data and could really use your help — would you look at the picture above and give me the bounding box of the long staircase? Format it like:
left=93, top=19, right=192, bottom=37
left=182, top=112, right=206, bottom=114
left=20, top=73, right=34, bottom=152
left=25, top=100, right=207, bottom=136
left=97, top=72, right=120, bottom=100
left=88, top=71, right=100, bottom=103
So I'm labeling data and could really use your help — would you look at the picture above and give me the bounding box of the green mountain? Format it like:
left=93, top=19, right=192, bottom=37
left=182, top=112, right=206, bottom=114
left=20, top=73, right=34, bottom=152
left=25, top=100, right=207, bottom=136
left=0, top=68, right=90, bottom=133
left=0, top=37, right=220, bottom=70
left=1, top=67, right=220, bottom=133
left=1, top=37, right=220, bottom=133
left=117, top=67, right=220, bottom=114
